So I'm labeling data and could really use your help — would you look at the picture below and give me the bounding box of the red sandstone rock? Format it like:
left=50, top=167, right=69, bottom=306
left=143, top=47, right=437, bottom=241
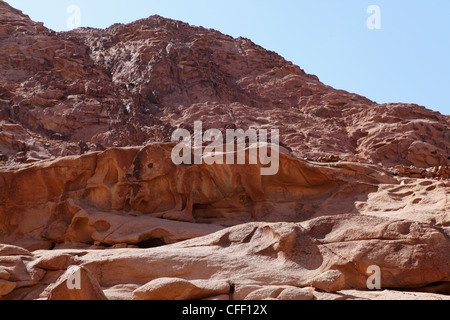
left=0, top=0, right=448, bottom=300
left=0, top=1, right=447, bottom=169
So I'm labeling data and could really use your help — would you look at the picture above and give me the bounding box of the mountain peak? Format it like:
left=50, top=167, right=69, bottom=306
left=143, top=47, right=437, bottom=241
left=0, top=0, right=47, bottom=36
left=0, top=1, right=448, bottom=170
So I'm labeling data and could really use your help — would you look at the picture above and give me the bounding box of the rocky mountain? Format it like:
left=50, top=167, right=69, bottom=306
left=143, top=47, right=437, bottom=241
left=0, top=0, right=449, bottom=300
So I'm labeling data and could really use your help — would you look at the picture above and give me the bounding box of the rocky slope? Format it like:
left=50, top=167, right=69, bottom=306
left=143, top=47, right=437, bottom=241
left=0, top=0, right=449, bottom=300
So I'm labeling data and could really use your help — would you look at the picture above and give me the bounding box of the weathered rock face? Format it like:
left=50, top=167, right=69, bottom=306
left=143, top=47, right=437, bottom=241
left=0, top=0, right=448, bottom=170
left=0, top=142, right=399, bottom=249
left=0, top=142, right=448, bottom=300
left=1, top=215, right=449, bottom=300
left=0, top=0, right=448, bottom=300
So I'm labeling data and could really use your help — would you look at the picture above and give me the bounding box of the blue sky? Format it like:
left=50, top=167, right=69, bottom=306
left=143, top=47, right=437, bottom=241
left=6, top=0, right=450, bottom=115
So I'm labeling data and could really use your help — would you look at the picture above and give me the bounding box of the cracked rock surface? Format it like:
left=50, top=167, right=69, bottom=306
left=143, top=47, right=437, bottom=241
left=0, top=0, right=449, bottom=300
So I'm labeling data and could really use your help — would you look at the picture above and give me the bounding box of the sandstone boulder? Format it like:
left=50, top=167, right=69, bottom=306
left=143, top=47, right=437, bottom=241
left=132, top=277, right=230, bottom=300
left=40, top=265, right=107, bottom=300
left=0, top=279, right=16, bottom=297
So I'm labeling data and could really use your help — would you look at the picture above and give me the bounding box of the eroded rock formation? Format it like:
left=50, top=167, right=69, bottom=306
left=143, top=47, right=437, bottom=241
left=0, top=0, right=448, bottom=300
